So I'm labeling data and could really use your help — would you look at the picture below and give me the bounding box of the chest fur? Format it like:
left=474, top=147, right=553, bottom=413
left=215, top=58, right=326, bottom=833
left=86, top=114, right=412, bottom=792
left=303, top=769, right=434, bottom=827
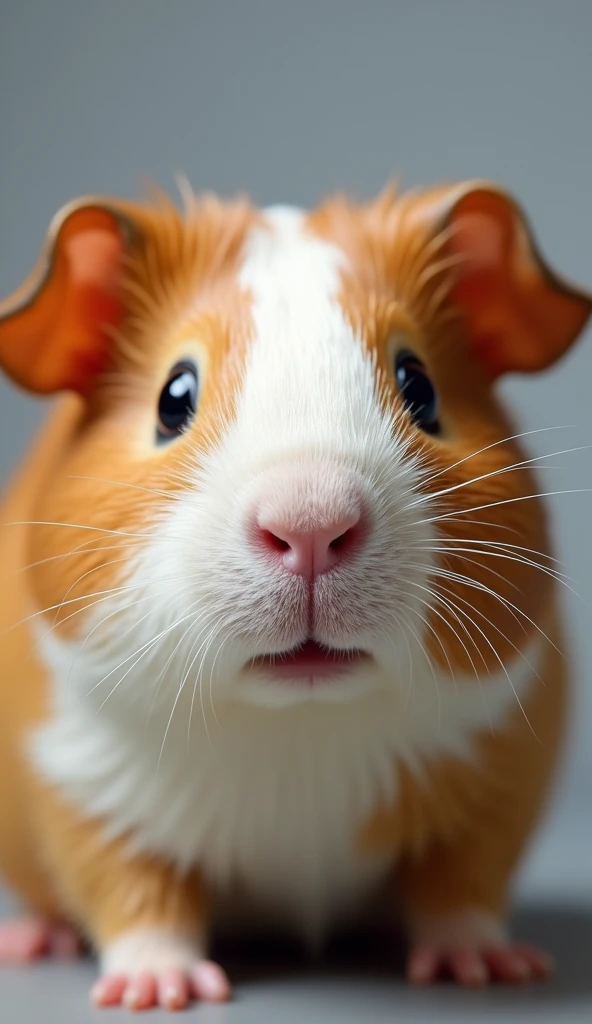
left=29, top=630, right=541, bottom=943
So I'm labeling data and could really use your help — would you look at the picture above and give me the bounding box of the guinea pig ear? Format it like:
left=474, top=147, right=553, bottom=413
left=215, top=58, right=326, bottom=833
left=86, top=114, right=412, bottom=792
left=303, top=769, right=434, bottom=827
left=427, top=182, right=592, bottom=377
left=0, top=198, right=139, bottom=394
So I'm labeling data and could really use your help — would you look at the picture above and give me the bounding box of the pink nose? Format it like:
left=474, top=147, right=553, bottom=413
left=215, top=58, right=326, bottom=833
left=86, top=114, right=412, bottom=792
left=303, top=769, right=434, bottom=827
left=254, top=510, right=362, bottom=579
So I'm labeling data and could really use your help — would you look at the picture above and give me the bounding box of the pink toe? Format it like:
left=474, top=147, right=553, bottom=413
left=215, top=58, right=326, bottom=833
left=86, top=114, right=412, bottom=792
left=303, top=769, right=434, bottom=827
left=484, top=945, right=553, bottom=983
left=0, top=919, right=48, bottom=962
left=448, top=947, right=489, bottom=987
left=157, top=969, right=190, bottom=1010
left=485, top=947, right=530, bottom=983
left=408, top=946, right=441, bottom=985
left=514, top=945, right=555, bottom=978
left=91, top=974, right=127, bottom=1007
left=123, top=972, right=158, bottom=1011
left=191, top=960, right=231, bottom=1002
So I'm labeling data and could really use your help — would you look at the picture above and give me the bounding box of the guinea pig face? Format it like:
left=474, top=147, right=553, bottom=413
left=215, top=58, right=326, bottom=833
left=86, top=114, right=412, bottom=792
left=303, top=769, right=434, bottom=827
left=2, top=184, right=590, bottom=714
left=141, top=205, right=438, bottom=708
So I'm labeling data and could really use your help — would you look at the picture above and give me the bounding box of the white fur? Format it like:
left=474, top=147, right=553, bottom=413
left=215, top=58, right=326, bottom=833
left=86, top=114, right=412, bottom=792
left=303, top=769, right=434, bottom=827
left=33, top=625, right=541, bottom=947
left=101, top=928, right=203, bottom=975
left=29, top=207, right=543, bottom=947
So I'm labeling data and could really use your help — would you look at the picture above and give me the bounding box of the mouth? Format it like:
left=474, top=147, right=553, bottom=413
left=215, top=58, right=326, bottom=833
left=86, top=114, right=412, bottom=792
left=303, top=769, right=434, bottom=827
left=249, top=639, right=371, bottom=683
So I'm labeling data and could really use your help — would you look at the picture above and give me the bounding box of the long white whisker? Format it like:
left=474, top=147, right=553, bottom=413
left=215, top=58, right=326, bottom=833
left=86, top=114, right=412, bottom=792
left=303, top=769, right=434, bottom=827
left=399, top=582, right=494, bottom=732
left=208, top=633, right=228, bottom=732
left=400, top=578, right=488, bottom=676
left=91, top=605, right=211, bottom=703
left=68, top=474, right=175, bottom=499
left=415, top=535, right=566, bottom=568
left=405, top=575, right=539, bottom=738
left=418, top=488, right=592, bottom=526
left=416, top=424, right=574, bottom=489
left=184, top=613, right=226, bottom=748
left=408, top=442, right=591, bottom=509
left=68, top=591, right=179, bottom=694
left=5, top=520, right=154, bottom=539
left=49, top=555, right=139, bottom=634
left=162, top=615, right=225, bottom=766
left=423, top=563, right=562, bottom=657
left=395, top=605, right=439, bottom=713
left=21, top=539, right=144, bottom=573
left=5, top=572, right=208, bottom=639
left=147, top=602, right=203, bottom=718
left=415, top=543, right=584, bottom=602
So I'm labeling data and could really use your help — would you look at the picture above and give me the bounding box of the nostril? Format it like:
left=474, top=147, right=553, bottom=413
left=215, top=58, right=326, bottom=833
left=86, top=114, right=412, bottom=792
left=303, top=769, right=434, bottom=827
left=259, top=529, right=291, bottom=554
left=329, top=530, right=349, bottom=552
left=328, top=520, right=362, bottom=557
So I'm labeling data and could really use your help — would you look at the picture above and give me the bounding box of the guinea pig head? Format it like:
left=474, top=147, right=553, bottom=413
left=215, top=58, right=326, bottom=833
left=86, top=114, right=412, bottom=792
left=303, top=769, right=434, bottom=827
left=1, top=183, right=590, bottom=712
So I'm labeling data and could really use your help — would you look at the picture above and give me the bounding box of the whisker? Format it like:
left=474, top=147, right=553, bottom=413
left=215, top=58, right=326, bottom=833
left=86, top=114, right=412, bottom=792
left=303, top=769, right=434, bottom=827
left=414, top=535, right=566, bottom=568
left=21, top=538, right=144, bottom=573
left=398, top=603, right=444, bottom=726
left=5, top=520, right=154, bottom=539
left=22, top=540, right=144, bottom=573
left=90, top=598, right=221, bottom=704
left=160, top=614, right=225, bottom=767
left=93, top=605, right=219, bottom=713
left=416, top=542, right=569, bottom=583
left=7, top=572, right=205, bottom=638
left=429, top=577, right=549, bottom=701
left=416, top=424, right=575, bottom=489
left=408, top=443, right=592, bottom=509
left=404, top=575, right=539, bottom=738
left=423, top=563, right=562, bottom=657
left=418, top=488, right=592, bottom=526
left=49, top=555, right=139, bottom=635
left=66, top=591, right=180, bottom=695
left=185, top=606, right=229, bottom=745
left=399, top=581, right=494, bottom=732
left=68, top=474, right=176, bottom=500
left=207, top=632, right=227, bottom=732
left=404, top=590, right=461, bottom=700
left=401, top=577, right=488, bottom=676
left=414, top=543, right=583, bottom=602
left=90, top=608, right=203, bottom=703
left=149, top=602, right=203, bottom=718
left=395, top=606, right=439, bottom=714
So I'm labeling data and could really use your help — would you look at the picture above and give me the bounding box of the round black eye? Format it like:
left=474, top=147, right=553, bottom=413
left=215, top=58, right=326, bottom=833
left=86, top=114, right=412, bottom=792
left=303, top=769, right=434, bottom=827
left=157, top=362, right=198, bottom=441
left=395, top=351, right=440, bottom=435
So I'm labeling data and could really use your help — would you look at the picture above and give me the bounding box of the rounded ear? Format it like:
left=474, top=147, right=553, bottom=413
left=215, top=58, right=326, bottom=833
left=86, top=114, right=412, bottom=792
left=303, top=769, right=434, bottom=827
left=408, top=181, right=592, bottom=378
left=0, top=198, right=140, bottom=394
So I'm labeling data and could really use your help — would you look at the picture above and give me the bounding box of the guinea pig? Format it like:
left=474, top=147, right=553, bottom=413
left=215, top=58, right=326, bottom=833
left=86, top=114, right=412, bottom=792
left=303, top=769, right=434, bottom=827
left=0, top=181, right=589, bottom=1011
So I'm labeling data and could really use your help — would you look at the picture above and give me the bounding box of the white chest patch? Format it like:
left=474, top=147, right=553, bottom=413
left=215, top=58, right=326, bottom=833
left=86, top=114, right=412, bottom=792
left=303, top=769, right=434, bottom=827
left=30, top=627, right=542, bottom=946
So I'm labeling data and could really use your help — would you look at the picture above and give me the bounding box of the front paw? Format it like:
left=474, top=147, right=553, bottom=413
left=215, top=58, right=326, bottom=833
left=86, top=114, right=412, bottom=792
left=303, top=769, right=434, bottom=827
left=90, top=927, right=230, bottom=1011
left=407, top=909, right=554, bottom=987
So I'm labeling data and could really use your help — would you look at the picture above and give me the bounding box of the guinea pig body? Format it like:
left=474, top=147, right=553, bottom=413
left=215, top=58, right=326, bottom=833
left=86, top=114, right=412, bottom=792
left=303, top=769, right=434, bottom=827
left=0, top=184, right=588, bottom=1009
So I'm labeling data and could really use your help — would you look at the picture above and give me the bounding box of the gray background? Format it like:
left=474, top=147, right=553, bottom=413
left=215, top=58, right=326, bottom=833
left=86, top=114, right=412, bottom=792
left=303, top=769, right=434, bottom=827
left=0, top=1, right=591, bottom=1020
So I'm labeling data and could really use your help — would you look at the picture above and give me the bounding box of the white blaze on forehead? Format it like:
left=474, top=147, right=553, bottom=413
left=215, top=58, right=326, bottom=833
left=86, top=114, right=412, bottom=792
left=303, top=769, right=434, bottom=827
left=235, top=205, right=390, bottom=461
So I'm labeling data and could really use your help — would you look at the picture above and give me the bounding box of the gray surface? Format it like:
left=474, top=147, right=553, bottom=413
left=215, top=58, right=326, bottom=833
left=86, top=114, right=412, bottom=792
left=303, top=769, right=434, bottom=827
left=1, top=0, right=591, bottom=1019
left=1, top=892, right=591, bottom=1023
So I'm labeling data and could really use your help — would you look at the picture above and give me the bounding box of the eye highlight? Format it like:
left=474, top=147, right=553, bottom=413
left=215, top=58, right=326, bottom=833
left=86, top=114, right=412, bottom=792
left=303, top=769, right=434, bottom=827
left=395, top=350, right=440, bottom=435
left=157, top=361, right=198, bottom=442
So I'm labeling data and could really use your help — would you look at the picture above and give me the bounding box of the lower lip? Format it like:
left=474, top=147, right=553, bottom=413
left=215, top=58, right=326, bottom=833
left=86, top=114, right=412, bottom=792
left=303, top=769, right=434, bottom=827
left=250, top=640, right=370, bottom=682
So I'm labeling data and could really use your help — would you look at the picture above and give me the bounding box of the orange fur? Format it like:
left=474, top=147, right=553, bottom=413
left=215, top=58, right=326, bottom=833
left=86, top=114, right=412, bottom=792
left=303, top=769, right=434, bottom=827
left=359, top=607, right=567, bottom=921
left=0, top=182, right=587, bottom=971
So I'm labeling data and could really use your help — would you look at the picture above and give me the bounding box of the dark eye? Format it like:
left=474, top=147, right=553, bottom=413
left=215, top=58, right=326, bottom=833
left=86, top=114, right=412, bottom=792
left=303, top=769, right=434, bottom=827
left=157, top=361, right=198, bottom=441
left=395, top=351, right=440, bottom=435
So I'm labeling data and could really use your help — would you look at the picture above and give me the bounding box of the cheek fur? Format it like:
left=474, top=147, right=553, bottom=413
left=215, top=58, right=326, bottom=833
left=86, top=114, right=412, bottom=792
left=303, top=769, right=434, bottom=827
left=37, top=203, right=551, bottom=715
left=110, top=207, right=439, bottom=707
